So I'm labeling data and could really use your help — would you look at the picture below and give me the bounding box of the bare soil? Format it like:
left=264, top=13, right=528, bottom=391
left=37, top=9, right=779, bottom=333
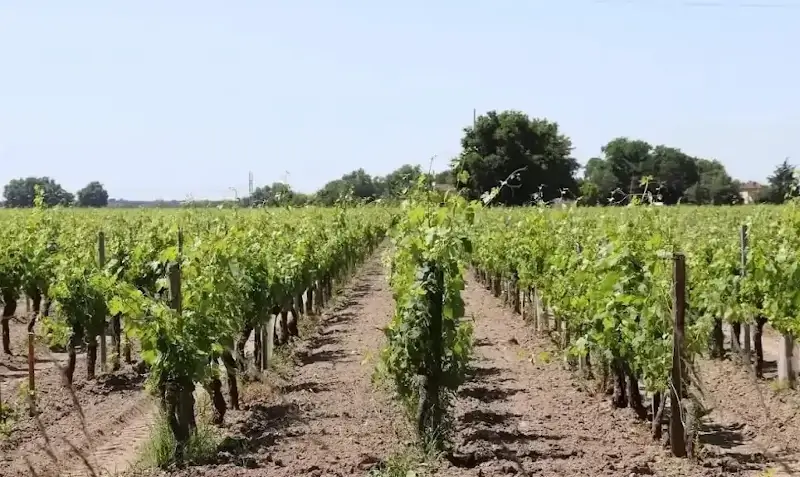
left=698, top=323, right=800, bottom=475
left=146, top=253, right=413, bottom=477
left=0, top=308, right=153, bottom=477
left=434, top=275, right=799, bottom=477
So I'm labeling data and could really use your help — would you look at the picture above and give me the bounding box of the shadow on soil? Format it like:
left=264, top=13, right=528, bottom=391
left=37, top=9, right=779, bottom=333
left=462, top=427, right=564, bottom=445
left=92, top=370, right=147, bottom=392
left=217, top=402, right=305, bottom=460
left=280, top=381, right=331, bottom=394
left=697, top=422, right=771, bottom=471
left=460, top=409, right=520, bottom=426
left=322, top=312, right=357, bottom=326
left=474, top=338, right=494, bottom=347
left=305, top=334, right=342, bottom=349
left=760, top=359, right=778, bottom=378
left=699, top=422, right=746, bottom=449
left=457, top=385, right=524, bottom=402
left=296, top=349, right=349, bottom=365
left=465, top=366, right=504, bottom=380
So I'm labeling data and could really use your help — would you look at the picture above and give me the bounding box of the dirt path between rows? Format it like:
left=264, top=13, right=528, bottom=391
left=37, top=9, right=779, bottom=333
left=1, top=311, right=153, bottom=477
left=701, top=324, right=800, bottom=475
left=164, top=253, right=412, bottom=477
left=436, top=275, right=783, bottom=477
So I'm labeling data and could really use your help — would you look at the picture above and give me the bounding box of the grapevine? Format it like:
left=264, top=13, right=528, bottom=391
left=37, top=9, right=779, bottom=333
left=0, top=198, right=391, bottom=457
left=381, top=174, right=475, bottom=449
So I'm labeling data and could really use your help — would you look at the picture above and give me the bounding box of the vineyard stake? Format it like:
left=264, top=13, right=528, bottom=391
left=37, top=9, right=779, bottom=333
left=27, top=332, right=35, bottom=416
left=266, top=314, right=276, bottom=368
left=169, top=229, right=184, bottom=314
left=670, top=252, right=686, bottom=457
left=740, top=226, right=751, bottom=364
left=98, top=231, right=107, bottom=373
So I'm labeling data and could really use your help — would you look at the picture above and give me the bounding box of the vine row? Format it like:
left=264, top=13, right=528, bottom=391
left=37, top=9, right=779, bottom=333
left=0, top=194, right=391, bottom=456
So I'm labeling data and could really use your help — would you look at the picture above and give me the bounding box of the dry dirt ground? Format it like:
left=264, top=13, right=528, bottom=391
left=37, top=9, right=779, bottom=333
left=432, top=275, right=800, bottom=477
left=699, top=324, right=800, bottom=476
left=0, top=309, right=154, bottom=477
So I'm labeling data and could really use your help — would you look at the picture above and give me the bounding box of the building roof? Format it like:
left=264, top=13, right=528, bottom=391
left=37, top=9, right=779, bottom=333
left=740, top=181, right=763, bottom=191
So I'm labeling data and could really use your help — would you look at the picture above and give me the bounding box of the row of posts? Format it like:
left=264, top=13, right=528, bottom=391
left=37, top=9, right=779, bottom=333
left=509, top=224, right=796, bottom=456
left=492, top=252, right=688, bottom=457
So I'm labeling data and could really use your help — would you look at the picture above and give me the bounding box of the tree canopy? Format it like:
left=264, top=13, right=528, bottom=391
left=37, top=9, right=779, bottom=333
left=3, top=177, right=74, bottom=208
left=77, top=181, right=110, bottom=207
left=760, top=158, right=799, bottom=204
left=1, top=109, right=780, bottom=208
left=457, top=110, right=579, bottom=205
left=311, top=164, right=434, bottom=206
left=246, top=182, right=311, bottom=207
left=576, top=137, right=742, bottom=206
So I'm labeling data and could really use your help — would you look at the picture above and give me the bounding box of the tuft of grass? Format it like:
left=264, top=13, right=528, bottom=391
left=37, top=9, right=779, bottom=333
left=368, top=445, right=431, bottom=477
left=0, top=401, right=17, bottom=438
left=535, top=350, right=552, bottom=364
left=770, top=379, right=793, bottom=393
left=138, top=410, right=220, bottom=469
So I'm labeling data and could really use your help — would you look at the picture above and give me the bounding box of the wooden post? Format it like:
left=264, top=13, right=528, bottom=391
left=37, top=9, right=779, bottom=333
left=28, top=332, right=36, bottom=416
left=256, top=324, right=264, bottom=371
left=98, top=232, right=107, bottom=372
left=740, top=225, right=751, bottom=364
left=553, top=307, right=560, bottom=335
left=574, top=242, right=583, bottom=369
left=670, top=253, right=686, bottom=457
left=169, top=230, right=183, bottom=315
left=305, top=287, right=313, bottom=316
left=534, top=289, right=544, bottom=332
left=266, top=314, right=276, bottom=368
left=778, top=335, right=795, bottom=388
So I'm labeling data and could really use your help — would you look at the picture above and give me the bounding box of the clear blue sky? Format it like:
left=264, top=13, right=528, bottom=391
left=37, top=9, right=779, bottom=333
left=1, top=1, right=798, bottom=200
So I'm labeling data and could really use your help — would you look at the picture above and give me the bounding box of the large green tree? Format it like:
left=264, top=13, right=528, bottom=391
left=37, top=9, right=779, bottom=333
left=581, top=137, right=740, bottom=205
left=3, top=177, right=74, bottom=207
left=579, top=157, right=620, bottom=205
left=382, top=164, right=427, bottom=198
left=600, top=138, right=653, bottom=197
left=683, top=159, right=741, bottom=205
left=313, top=164, right=434, bottom=205
left=762, top=158, right=797, bottom=204
left=76, top=181, right=110, bottom=207
left=248, top=182, right=305, bottom=207
left=459, top=110, right=579, bottom=205
left=315, top=169, right=381, bottom=205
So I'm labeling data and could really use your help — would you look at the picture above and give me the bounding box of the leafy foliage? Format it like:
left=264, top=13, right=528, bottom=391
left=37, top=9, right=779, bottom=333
left=579, top=138, right=742, bottom=206
left=76, top=181, right=110, bottom=207
left=761, top=158, right=799, bottom=204
left=3, top=177, right=74, bottom=208
left=469, top=200, right=800, bottom=400
left=0, top=202, right=392, bottom=449
left=459, top=110, right=579, bottom=205
left=382, top=173, right=475, bottom=447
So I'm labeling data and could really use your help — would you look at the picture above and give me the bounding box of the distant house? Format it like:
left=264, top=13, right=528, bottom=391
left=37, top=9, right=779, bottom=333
left=739, top=181, right=764, bottom=204
left=434, top=183, right=455, bottom=193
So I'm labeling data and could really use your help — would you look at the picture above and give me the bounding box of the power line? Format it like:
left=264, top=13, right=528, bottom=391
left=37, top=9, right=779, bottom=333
left=594, top=0, right=800, bottom=8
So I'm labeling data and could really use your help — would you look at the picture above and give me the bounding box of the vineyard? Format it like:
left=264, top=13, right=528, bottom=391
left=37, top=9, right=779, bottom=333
left=0, top=199, right=390, bottom=475
left=1, top=193, right=800, bottom=476
left=471, top=204, right=800, bottom=458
